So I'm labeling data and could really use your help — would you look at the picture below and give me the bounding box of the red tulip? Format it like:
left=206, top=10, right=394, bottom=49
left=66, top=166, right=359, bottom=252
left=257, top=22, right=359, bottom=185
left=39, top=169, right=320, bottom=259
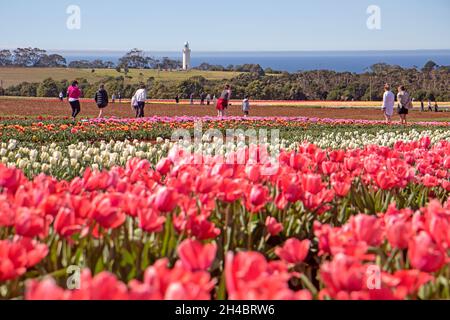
left=177, top=239, right=217, bottom=271
left=16, top=237, right=48, bottom=268
left=422, top=200, right=450, bottom=249
left=331, top=172, right=352, bottom=197
left=138, top=208, right=166, bottom=233
left=265, top=216, right=283, bottom=236
left=0, top=240, right=27, bottom=281
left=226, top=251, right=296, bottom=300
left=408, top=231, right=446, bottom=273
left=26, top=278, right=67, bottom=300
left=54, top=207, right=83, bottom=238
left=14, top=208, right=51, bottom=238
left=245, top=165, right=261, bottom=182
left=422, top=174, right=439, bottom=187
left=349, top=214, right=384, bottom=247
left=319, top=254, right=366, bottom=296
left=91, top=193, right=126, bottom=229
left=375, top=170, right=397, bottom=190
left=275, top=238, right=310, bottom=264
left=302, top=174, right=323, bottom=195
left=321, top=161, right=339, bottom=175
left=154, top=187, right=178, bottom=212
left=156, top=158, right=172, bottom=175
left=0, top=164, right=24, bottom=193
left=249, top=184, right=269, bottom=207
left=392, top=270, right=433, bottom=296
left=140, top=258, right=215, bottom=300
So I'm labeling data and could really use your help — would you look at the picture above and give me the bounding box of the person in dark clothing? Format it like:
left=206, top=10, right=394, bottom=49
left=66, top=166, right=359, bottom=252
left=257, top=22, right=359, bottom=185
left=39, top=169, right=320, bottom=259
left=94, top=84, right=109, bottom=118
left=434, top=102, right=439, bottom=112
left=175, top=95, right=180, bottom=104
left=200, top=92, right=206, bottom=105
left=420, top=100, right=424, bottom=112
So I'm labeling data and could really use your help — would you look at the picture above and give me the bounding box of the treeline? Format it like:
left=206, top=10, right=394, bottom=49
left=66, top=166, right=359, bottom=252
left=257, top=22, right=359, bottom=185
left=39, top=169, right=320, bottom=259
left=0, top=48, right=67, bottom=67
left=195, top=63, right=271, bottom=75
left=0, top=48, right=182, bottom=70
left=1, top=62, right=449, bottom=101
left=226, top=62, right=450, bottom=101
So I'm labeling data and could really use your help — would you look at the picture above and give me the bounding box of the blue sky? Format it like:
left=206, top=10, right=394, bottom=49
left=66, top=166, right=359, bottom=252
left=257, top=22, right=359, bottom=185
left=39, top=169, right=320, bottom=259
left=1, top=0, right=449, bottom=51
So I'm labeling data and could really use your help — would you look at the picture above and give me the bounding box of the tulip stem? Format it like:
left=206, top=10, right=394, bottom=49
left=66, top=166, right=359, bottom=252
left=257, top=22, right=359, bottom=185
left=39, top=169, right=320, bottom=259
left=299, top=273, right=318, bottom=296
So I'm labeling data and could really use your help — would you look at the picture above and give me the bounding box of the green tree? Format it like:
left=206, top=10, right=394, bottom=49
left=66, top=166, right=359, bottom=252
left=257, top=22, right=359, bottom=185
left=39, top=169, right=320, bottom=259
left=36, top=78, right=59, bottom=97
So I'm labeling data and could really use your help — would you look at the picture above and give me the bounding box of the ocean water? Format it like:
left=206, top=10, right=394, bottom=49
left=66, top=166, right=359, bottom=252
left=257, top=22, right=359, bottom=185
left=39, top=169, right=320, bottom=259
left=58, top=50, right=450, bottom=73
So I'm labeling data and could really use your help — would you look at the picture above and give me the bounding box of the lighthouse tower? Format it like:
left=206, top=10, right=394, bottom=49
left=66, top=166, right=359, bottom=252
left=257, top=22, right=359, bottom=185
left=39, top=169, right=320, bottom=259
left=182, top=41, right=191, bottom=70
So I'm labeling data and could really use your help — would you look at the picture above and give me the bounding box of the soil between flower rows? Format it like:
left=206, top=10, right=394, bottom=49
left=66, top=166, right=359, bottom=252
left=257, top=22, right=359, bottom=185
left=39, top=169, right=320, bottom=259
left=1, top=97, right=449, bottom=121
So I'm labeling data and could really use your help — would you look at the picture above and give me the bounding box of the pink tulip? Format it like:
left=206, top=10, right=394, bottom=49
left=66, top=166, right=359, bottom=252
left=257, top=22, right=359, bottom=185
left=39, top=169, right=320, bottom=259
left=265, top=216, right=283, bottom=236
left=154, top=187, right=178, bottom=212
left=177, top=239, right=217, bottom=271
left=408, top=231, right=446, bottom=273
left=275, top=238, right=310, bottom=264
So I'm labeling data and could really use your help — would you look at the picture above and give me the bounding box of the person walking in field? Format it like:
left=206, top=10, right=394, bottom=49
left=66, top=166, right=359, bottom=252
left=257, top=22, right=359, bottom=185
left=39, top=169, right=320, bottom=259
left=420, top=100, right=424, bottom=112
left=428, top=99, right=433, bottom=111
left=111, top=93, right=116, bottom=104
left=59, top=91, right=64, bottom=102
left=67, top=80, right=82, bottom=121
left=94, top=84, right=109, bottom=119
left=206, top=94, right=211, bottom=105
left=190, top=93, right=195, bottom=105
left=381, top=84, right=395, bottom=124
left=434, top=101, right=439, bottom=112
left=216, top=84, right=231, bottom=117
left=131, top=84, right=147, bottom=118
left=397, top=85, right=412, bottom=125
left=200, top=92, right=206, bottom=105
left=175, top=94, right=180, bottom=104
left=242, top=96, right=250, bottom=117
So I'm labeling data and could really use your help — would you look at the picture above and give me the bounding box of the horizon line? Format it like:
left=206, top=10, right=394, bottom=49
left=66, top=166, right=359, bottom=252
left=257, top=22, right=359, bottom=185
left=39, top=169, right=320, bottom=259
left=1, top=47, right=450, bottom=53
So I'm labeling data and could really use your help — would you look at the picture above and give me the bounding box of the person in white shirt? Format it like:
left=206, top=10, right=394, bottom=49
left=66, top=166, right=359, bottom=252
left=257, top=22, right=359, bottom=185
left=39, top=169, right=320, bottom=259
left=381, top=83, right=395, bottom=124
left=131, top=84, right=147, bottom=118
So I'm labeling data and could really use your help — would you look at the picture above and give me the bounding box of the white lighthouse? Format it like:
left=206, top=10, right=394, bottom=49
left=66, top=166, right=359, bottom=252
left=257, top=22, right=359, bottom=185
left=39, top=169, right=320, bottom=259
left=182, top=41, right=191, bottom=70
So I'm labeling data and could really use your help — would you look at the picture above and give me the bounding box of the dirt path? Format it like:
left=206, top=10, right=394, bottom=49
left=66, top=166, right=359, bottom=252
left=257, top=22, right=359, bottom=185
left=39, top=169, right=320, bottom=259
left=0, top=97, right=449, bottom=122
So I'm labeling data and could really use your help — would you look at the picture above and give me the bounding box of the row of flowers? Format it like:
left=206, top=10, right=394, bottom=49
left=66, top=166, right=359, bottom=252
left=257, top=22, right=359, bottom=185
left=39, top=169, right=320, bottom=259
left=1, top=137, right=449, bottom=299
left=2, top=127, right=450, bottom=180
left=1, top=116, right=449, bottom=143
left=8, top=200, right=450, bottom=300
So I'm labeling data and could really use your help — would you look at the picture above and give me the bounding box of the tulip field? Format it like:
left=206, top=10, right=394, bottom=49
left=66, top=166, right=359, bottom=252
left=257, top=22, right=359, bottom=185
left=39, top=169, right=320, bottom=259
left=1, top=115, right=449, bottom=300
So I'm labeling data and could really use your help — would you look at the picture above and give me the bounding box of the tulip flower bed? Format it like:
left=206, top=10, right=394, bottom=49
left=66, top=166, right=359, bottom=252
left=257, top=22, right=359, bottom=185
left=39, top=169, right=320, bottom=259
left=1, top=135, right=449, bottom=300
left=1, top=116, right=449, bottom=144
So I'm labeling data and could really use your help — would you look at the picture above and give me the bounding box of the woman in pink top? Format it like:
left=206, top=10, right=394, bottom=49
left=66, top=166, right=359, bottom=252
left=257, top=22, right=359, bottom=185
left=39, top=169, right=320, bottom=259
left=67, top=80, right=82, bottom=121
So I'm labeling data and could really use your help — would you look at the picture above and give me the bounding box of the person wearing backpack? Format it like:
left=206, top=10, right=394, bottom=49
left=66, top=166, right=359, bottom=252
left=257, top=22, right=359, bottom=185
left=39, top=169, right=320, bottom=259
left=397, top=85, right=412, bottom=125
left=94, top=84, right=109, bottom=119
